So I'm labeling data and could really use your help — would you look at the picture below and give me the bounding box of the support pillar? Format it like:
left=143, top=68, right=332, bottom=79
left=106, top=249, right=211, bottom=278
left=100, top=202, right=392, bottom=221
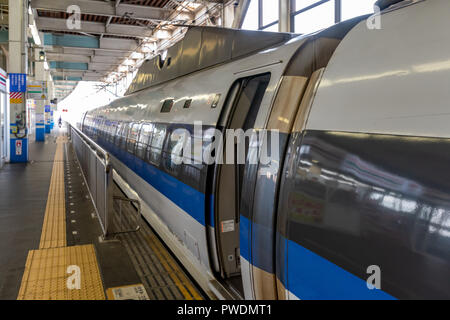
left=34, top=59, right=47, bottom=141
left=279, top=0, right=293, bottom=33
left=8, top=0, right=28, bottom=162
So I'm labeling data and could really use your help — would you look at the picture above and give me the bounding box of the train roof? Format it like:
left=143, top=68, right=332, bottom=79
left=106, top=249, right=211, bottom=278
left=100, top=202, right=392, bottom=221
left=125, top=26, right=294, bottom=95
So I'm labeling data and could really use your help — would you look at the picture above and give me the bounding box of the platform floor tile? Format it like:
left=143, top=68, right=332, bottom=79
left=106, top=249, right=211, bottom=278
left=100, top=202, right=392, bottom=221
left=17, top=244, right=105, bottom=300
left=39, top=138, right=66, bottom=249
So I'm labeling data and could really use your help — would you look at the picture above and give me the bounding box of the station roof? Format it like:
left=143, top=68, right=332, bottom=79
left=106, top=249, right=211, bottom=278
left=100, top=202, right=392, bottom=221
left=29, top=0, right=226, bottom=100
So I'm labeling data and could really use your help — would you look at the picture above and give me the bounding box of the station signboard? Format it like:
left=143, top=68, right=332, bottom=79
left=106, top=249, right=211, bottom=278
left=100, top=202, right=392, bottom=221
left=27, top=80, right=47, bottom=100
left=10, top=73, right=27, bottom=93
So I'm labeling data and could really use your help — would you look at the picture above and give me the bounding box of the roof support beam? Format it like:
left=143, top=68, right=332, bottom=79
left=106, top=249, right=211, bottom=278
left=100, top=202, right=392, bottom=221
left=30, top=0, right=176, bottom=22
left=52, top=70, right=85, bottom=77
left=36, top=17, right=154, bottom=38
left=47, top=53, right=91, bottom=63
left=89, top=63, right=117, bottom=72
left=45, top=46, right=132, bottom=56
left=43, top=33, right=138, bottom=51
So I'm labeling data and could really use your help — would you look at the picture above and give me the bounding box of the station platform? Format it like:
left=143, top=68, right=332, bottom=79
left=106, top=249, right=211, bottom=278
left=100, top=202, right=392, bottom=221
left=0, top=128, right=204, bottom=300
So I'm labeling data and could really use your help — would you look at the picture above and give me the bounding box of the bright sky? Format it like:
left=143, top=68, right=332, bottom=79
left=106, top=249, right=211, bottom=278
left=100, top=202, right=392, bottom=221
left=242, top=0, right=375, bottom=32
left=60, top=0, right=376, bottom=120
left=58, top=82, right=119, bottom=124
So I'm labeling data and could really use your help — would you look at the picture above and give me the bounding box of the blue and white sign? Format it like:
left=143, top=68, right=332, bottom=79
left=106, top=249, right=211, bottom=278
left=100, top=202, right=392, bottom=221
left=45, top=105, right=51, bottom=112
left=10, top=73, right=27, bottom=92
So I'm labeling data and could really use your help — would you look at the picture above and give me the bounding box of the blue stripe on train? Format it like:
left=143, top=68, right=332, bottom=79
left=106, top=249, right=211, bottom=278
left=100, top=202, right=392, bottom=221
left=286, top=240, right=396, bottom=300
left=241, top=215, right=396, bottom=300
left=97, top=138, right=209, bottom=227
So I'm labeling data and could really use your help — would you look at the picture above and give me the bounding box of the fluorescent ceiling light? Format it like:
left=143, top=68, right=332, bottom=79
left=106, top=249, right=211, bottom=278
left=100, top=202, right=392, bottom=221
left=30, top=22, right=42, bottom=46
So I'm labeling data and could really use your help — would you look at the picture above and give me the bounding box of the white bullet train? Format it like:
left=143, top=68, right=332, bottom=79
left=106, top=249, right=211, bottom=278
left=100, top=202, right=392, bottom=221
left=80, top=0, right=450, bottom=299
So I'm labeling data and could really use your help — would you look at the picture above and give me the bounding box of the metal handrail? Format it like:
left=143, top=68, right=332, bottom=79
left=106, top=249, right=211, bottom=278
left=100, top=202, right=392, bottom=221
left=68, top=123, right=112, bottom=236
left=69, top=124, right=110, bottom=166
left=68, top=122, right=140, bottom=238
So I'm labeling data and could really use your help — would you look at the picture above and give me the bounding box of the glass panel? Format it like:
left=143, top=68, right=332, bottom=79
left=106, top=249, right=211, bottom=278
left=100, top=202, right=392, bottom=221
left=161, top=99, right=174, bottom=113
left=294, top=1, right=335, bottom=35
left=164, top=128, right=191, bottom=175
left=114, top=122, right=123, bottom=146
left=127, top=123, right=140, bottom=154
left=137, top=123, right=153, bottom=160
left=342, top=0, right=375, bottom=21
left=262, top=23, right=279, bottom=32
left=295, top=0, right=324, bottom=11
left=183, top=99, right=192, bottom=109
left=120, top=123, right=130, bottom=150
left=149, top=124, right=166, bottom=166
left=242, top=0, right=259, bottom=30
left=262, top=0, right=278, bottom=26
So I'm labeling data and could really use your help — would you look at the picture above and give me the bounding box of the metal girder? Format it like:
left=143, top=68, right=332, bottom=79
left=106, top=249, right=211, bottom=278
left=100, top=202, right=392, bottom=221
left=89, top=63, right=117, bottom=72
left=55, top=80, right=78, bottom=86
left=42, top=32, right=138, bottom=50
left=45, top=46, right=132, bottom=57
left=47, top=53, right=91, bottom=63
left=100, top=37, right=138, bottom=51
left=90, top=55, right=123, bottom=63
left=83, top=76, right=103, bottom=81
left=52, top=70, right=85, bottom=77
left=36, top=17, right=154, bottom=38
left=30, top=0, right=177, bottom=22
left=93, top=49, right=132, bottom=57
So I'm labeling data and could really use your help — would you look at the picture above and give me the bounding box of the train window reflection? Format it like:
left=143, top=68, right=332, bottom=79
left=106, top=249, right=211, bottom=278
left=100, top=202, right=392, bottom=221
left=165, top=128, right=191, bottom=175
left=149, top=124, right=166, bottom=166
left=137, top=123, right=153, bottom=160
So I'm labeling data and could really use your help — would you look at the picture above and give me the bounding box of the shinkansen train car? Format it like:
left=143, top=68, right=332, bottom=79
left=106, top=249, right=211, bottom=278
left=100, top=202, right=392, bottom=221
left=80, top=0, right=450, bottom=300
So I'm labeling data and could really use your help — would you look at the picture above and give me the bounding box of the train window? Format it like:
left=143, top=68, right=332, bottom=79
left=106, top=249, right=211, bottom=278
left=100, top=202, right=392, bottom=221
left=114, top=122, right=123, bottom=147
left=164, top=127, right=191, bottom=175
left=149, top=124, right=166, bottom=166
left=136, top=123, right=153, bottom=160
left=120, top=123, right=130, bottom=151
left=127, top=123, right=141, bottom=155
left=99, top=119, right=107, bottom=140
left=183, top=99, right=192, bottom=109
left=108, top=121, right=118, bottom=144
left=211, top=94, right=221, bottom=108
left=160, top=99, right=174, bottom=113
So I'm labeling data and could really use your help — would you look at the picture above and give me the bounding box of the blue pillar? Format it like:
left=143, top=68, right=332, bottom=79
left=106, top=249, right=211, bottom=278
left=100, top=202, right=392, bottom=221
left=45, top=104, right=51, bottom=134
left=35, top=100, right=45, bottom=141
left=50, top=110, right=54, bottom=130
left=9, top=73, right=28, bottom=163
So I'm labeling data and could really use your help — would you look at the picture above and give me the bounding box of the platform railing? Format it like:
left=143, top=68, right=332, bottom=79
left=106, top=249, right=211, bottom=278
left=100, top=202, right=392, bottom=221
left=68, top=123, right=114, bottom=237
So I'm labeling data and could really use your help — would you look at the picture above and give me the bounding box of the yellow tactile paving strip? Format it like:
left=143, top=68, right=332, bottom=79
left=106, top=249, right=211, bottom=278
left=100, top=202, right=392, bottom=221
left=18, top=135, right=106, bottom=300
left=39, top=136, right=66, bottom=249
left=17, top=245, right=105, bottom=300
left=146, top=234, right=203, bottom=300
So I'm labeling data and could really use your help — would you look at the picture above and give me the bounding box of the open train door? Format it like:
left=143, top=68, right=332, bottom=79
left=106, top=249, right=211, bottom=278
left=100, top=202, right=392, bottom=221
left=211, top=73, right=271, bottom=294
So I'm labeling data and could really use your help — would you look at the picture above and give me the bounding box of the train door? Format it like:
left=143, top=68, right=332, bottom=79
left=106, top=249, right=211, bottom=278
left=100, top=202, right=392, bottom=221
left=213, top=73, right=271, bottom=286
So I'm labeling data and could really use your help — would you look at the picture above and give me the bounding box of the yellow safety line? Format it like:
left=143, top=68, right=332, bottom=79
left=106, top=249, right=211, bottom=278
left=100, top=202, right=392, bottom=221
left=18, top=136, right=106, bottom=300
left=17, top=245, right=105, bottom=300
left=39, top=136, right=66, bottom=249
left=147, top=235, right=203, bottom=300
